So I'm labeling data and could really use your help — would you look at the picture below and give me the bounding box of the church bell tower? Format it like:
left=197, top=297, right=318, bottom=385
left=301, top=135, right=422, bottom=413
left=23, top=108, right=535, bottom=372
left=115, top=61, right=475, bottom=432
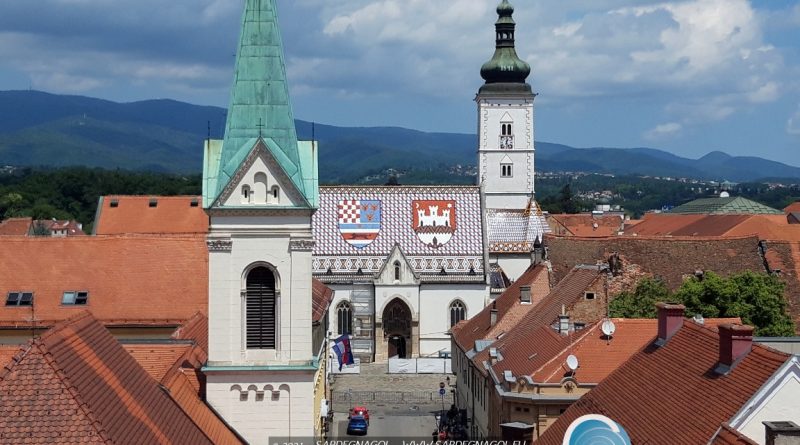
left=477, top=0, right=537, bottom=209
left=201, top=0, right=320, bottom=442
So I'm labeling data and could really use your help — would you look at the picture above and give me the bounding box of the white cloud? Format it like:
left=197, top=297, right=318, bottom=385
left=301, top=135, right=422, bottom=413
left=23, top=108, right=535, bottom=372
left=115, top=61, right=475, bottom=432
left=747, top=81, right=779, bottom=103
left=644, top=122, right=682, bottom=140
left=789, top=105, right=800, bottom=135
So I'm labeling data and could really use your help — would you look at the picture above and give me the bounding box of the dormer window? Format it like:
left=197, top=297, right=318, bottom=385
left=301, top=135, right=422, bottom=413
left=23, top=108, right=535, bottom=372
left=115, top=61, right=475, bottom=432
left=6, top=292, right=33, bottom=307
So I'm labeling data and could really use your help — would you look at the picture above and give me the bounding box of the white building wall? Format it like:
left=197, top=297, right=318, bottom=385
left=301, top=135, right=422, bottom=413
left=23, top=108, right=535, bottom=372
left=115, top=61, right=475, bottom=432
left=490, top=253, right=533, bottom=283
left=206, top=372, right=316, bottom=444
left=419, top=284, right=488, bottom=356
left=733, top=357, right=800, bottom=444
left=478, top=98, right=535, bottom=210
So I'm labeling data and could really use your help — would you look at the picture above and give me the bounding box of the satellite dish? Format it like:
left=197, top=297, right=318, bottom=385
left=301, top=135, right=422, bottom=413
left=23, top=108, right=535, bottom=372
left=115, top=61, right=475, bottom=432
left=566, top=354, right=579, bottom=371
left=720, top=191, right=730, bottom=198
left=601, top=319, right=616, bottom=337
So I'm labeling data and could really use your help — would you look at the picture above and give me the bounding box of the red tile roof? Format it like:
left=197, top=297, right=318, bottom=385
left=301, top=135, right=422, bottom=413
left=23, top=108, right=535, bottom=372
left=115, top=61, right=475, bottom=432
left=474, top=266, right=602, bottom=377
left=0, top=217, right=31, bottom=236
left=711, top=424, right=760, bottom=445
left=123, top=343, right=193, bottom=381
left=94, top=196, right=208, bottom=235
left=547, top=214, right=624, bottom=238
left=0, top=312, right=226, bottom=444
left=531, top=317, right=740, bottom=384
left=762, top=240, right=800, bottom=332
left=171, top=312, right=209, bottom=354
left=451, top=264, right=549, bottom=353
left=0, top=236, right=208, bottom=328
left=785, top=201, right=800, bottom=214
left=36, top=219, right=86, bottom=236
left=627, top=213, right=800, bottom=241
left=535, top=322, right=790, bottom=445
left=312, top=279, right=334, bottom=323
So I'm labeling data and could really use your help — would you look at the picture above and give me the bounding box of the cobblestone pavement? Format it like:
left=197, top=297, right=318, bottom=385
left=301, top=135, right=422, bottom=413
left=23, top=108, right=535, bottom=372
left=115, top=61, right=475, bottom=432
left=331, top=363, right=455, bottom=416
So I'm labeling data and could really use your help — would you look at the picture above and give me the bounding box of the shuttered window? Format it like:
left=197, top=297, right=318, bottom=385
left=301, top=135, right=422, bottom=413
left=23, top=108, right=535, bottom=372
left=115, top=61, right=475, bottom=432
left=246, top=267, right=277, bottom=349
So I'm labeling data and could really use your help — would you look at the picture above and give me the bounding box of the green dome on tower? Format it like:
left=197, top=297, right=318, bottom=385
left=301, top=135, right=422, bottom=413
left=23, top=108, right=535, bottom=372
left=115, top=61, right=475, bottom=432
left=479, top=0, right=532, bottom=95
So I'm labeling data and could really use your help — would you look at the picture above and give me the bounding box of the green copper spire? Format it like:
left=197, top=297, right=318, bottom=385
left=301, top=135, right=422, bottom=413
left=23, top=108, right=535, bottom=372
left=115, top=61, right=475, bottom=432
left=479, top=0, right=532, bottom=95
left=216, top=0, right=305, bottom=201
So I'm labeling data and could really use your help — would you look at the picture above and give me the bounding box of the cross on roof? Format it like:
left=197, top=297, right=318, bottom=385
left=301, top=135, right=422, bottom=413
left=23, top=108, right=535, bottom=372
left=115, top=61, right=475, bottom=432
left=256, top=118, right=265, bottom=138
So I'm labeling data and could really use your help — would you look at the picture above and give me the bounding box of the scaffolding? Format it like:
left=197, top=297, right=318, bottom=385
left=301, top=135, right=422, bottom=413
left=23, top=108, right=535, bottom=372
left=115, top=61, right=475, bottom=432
left=350, top=283, right=375, bottom=362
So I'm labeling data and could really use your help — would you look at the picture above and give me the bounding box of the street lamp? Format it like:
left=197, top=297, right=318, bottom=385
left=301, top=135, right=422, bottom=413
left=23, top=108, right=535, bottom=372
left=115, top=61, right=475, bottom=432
left=439, top=381, right=446, bottom=432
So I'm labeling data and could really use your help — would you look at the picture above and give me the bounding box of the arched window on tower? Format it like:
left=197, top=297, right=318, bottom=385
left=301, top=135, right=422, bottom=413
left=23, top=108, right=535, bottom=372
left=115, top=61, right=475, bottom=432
left=241, top=185, right=252, bottom=204
left=271, top=185, right=280, bottom=204
left=246, top=267, right=277, bottom=349
left=394, top=261, right=401, bottom=281
left=337, top=301, right=353, bottom=336
left=450, top=300, right=466, bottom=327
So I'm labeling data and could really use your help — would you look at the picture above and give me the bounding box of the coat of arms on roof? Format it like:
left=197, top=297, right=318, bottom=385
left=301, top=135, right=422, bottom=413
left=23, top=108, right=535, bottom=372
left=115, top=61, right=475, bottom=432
left=413, top=200, right=457, bottom=248
left=338, top=200, right=382, bottom=249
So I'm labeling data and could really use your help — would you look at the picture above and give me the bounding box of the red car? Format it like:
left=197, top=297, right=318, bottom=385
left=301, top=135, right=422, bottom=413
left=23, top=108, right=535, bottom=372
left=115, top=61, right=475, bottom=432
left=349, top=406, right=370, bottom=424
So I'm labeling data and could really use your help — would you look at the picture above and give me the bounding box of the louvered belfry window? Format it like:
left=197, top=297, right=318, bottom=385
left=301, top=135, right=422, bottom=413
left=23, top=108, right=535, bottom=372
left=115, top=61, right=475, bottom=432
left=246, top=267, right=277, bottom=349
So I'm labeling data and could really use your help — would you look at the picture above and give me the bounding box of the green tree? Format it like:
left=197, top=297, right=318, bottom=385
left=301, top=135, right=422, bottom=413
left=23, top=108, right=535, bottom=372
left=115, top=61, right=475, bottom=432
left=609, top=277, right=670, bottom=318
left=675, top=271, right=794, bottom=337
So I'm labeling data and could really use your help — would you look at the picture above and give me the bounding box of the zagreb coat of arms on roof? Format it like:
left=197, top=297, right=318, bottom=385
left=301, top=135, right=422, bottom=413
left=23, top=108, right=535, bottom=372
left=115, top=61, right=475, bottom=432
left=413, top=200, right=457, bottom=248
left=338, top=200, right=382, bottom=249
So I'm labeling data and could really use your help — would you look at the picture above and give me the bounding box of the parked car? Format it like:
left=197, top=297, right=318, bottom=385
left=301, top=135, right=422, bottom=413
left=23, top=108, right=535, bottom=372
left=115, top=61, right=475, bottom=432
left=347, top=415, right=368, bottom=435
left=349, top=406, right=370, bottom=424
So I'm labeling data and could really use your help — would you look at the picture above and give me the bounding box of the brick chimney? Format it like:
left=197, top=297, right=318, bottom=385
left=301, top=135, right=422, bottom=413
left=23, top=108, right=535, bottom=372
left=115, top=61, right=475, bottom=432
left=655, top=303, right=685, bottom=346
left=715, top=324, right=754, bottom=375
left=764, top=421, right=800, bottom=445
left=520, top=285, right=531, bottom=304
left=490, top=301, right=498, bottom=327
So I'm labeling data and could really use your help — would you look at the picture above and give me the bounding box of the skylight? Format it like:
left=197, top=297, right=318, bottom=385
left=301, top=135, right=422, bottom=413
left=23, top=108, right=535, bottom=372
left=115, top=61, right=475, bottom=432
left=6, top=292, right=33, bottom=306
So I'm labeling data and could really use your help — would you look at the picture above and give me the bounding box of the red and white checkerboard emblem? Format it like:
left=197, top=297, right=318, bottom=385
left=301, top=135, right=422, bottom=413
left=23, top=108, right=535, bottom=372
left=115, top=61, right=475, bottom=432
left=337, top=200, right=381, bottom=249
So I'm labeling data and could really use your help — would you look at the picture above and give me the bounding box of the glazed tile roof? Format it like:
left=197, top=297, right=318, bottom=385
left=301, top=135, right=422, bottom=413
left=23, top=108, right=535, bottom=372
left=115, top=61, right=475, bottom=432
left=0, top=312, right=223, bottom=444
left=313, top=186, right=485, bottom=279
left=0, top=217, right=32, bottom=236
left=451, top=264, right=549, bottom=353
left=547, top=213, right=624, bottom=238
left=670, top=196, right=782, bottom=215
left=535, top=322, right=790, bottom=445
left=94, top=196, right=209, bottom=235
left=530, top=317, right=740, bottom=384
left=312, top=279, right=334, bottom=323
left=0, top=236, right=208, bottom=328
left=486, top=205, right=550, bottom=253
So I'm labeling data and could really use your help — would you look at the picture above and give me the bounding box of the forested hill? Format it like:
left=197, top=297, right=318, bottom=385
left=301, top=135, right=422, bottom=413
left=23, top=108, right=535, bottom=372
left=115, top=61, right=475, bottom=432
left=1, top=90, right=799, bottom=183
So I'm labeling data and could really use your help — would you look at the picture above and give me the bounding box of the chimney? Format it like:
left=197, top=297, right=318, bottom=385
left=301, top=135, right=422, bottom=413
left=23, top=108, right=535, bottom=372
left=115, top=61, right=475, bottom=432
left=520, top=286, right=531, bottom=304
left=558, top=315, right=570, bottom=334
left=490, top=301, right=498, bottom=327
left=655, top=303, right=685, bottom=346
left=715, top=324, right=754, bottom=375
left=764, top=421, right=800, bottom=445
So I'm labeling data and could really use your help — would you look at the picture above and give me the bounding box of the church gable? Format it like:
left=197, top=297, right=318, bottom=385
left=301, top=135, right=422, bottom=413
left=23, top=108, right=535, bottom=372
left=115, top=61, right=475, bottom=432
left=215, top=138, right=308, bottom=209
left=374, top=245, right=419, bottom=286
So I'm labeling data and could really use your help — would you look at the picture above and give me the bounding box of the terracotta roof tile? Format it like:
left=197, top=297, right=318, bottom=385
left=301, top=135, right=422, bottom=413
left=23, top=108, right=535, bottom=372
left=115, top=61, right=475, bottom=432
left=452, top=264, right=549, bottom=352
left=0, top=345, right=21, bottom=369
left=123, top=343, right=192, bottom=382
left=94, top=196, right=208, bottom=235
left=473, top=266, right=602, bottom=377
left=0, top=217, right=32, bottom=236
left=312, top=279, right=334, bottom=323
left=0, top=236, right=208, bottom=328
left=0, top=312, right=226, bottom=444
left=171, top=312, right=209, bottom=354
left=535, top=322, right=790, bottom=445
left=784, top=201, right=800, bottom=214
left=711, top=423, right=760, bottom=445
left=627, top=213, right=800, bottom=241
left=531, top=317, right=740, bottom=384
left=762, top=240, right=800, bottom=332
left=547, top=214, right=624, bottom=238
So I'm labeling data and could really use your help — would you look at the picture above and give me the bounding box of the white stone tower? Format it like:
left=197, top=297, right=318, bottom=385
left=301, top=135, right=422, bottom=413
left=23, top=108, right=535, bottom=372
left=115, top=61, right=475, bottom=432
left=477, top=0, right=537, bottom=210
left=201, top=0, right=320, bottom=442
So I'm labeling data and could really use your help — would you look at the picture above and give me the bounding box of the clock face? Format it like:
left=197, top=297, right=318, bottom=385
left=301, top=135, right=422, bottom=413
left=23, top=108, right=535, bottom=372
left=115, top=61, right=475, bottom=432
left=500, top=136, right=513, bottom=149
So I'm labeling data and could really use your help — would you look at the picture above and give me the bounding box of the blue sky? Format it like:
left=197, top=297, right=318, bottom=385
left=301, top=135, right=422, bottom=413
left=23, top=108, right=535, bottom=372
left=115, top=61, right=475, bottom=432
left=0, top=0, right=798, bottom=165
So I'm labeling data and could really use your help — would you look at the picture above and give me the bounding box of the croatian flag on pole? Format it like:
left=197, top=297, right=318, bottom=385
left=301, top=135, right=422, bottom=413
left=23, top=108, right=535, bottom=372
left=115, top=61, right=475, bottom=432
left=333, top=335, right=355, bottom=371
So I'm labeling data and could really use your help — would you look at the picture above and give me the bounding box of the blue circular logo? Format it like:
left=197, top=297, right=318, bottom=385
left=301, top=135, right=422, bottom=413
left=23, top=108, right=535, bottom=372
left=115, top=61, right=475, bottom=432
left=563, top=414, right=632, bottom=445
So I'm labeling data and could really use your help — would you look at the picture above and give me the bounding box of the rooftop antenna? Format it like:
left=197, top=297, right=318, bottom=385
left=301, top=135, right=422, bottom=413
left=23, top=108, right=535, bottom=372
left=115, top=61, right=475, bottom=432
left=312, top=121, right=316, bottom=143
left=207, top=120, right=211, bottom=140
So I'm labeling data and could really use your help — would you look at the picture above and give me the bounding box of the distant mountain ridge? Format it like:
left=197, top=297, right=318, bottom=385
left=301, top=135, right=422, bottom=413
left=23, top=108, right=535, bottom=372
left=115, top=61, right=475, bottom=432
left=0, top=90, right=798, bottom=183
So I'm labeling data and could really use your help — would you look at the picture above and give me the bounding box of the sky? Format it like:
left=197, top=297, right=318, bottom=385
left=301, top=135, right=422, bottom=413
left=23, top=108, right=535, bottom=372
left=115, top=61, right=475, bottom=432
left=0, top=0, right=798, bottom=165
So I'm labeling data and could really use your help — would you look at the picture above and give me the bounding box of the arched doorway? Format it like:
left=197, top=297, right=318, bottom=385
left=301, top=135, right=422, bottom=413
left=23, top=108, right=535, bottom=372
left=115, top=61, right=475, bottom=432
left=383, top=299, right=412, bottom=359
